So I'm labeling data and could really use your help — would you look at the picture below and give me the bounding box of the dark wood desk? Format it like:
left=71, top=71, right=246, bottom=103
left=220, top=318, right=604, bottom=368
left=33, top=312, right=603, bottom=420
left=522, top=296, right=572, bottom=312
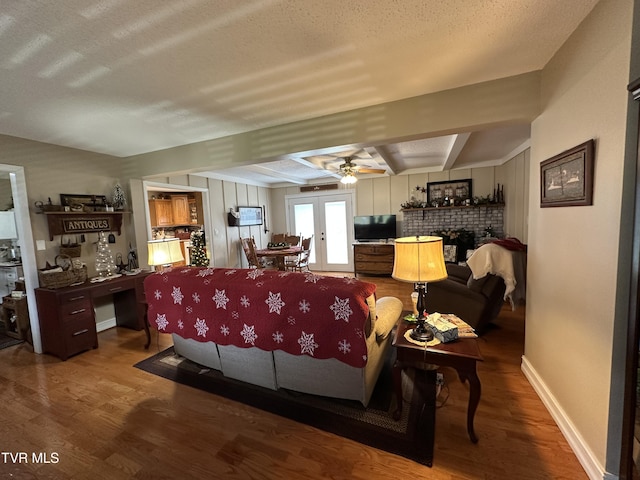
left=35, top=271, right=152, bottom=360
left=393, top=319, right=483, bottom=443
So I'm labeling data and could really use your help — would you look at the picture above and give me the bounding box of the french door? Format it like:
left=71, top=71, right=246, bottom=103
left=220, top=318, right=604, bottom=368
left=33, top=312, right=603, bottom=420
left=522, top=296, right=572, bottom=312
left=285, top=192, right=355, bottom=272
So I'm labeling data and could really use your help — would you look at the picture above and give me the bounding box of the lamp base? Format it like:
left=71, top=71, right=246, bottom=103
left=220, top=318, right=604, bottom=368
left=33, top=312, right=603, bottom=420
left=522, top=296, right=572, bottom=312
left=410, top=319, right=434, bottom=342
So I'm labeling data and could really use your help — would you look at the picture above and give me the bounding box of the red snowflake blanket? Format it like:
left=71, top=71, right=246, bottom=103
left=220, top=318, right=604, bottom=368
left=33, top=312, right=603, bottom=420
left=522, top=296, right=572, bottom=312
left=144, top=267, right=377, bottom=368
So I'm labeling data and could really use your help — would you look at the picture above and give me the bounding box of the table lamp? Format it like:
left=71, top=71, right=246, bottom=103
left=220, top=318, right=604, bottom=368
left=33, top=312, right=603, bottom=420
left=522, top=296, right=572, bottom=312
left=148, top=238, right=184, bottom=271
left=392, top=236, right=448, bottom=342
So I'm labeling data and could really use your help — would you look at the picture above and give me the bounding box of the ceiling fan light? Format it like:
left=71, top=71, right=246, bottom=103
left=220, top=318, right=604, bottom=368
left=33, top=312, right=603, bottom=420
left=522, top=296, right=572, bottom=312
left=340, top=173, right=357, bottom=184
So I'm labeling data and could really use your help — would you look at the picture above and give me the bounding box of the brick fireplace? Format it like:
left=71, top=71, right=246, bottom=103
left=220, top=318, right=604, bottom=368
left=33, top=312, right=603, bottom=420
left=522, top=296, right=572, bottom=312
left=401, top=205, right=505, bottom=246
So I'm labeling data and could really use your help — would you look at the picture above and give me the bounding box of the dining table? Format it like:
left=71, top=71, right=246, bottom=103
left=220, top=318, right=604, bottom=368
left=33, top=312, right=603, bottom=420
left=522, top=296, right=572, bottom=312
left=255, top=245, right=302, bottom=271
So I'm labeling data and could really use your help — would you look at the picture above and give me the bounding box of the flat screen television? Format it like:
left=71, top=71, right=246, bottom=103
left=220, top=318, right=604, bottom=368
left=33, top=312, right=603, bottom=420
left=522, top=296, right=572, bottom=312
left=354, top=215, right=396, bottom=241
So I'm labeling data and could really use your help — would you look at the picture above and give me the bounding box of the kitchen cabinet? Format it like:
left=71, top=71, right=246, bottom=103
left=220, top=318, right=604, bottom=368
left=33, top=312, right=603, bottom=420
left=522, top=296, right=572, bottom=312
left=170, top=195, right=190, bottom=225
left=149, top=199, right=173, bottom=227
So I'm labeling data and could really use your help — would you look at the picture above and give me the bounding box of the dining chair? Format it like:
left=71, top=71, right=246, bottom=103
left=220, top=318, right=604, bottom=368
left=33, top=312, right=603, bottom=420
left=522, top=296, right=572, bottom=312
left=241, top=237, right=263, bottom=268
left=285, top=235, right=313, bottom=272
left=271, top=233, right=286, bottom=243
left=285, top=234, right=301, bottom=246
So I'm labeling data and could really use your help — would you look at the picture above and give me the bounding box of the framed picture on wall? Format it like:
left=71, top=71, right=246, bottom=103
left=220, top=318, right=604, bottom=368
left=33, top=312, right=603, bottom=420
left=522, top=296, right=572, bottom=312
left=427, top=179, right=472, bottom=206
left=540, top=139, right=595, bottom=207
left=236, top=206, right=263, bottom=226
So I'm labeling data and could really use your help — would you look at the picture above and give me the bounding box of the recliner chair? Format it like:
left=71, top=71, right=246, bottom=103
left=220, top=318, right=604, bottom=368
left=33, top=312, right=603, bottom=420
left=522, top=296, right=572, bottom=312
left=424, top=263, right=506, bottom=334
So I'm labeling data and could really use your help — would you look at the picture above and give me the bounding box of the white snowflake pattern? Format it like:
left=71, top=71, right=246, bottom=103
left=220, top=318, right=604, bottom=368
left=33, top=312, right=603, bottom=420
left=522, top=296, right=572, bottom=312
left=240, top=295, right=250, bottom=308
left=265, top=291, right=285, bottom=314
left=212, top=289, right=229, bottom=309
left=278, top=272, right=290, bottom=278
left=154, top=289, right=162, bottom=300
left=298, top=331, right=319, bottom=356
left=241, top=324, right=258, bottom=345
left=330, top=296, right=352, bottom=322
left=247, top=269, right=263, bottom=280
left=355, top=328, right=364, bottom=338
left=178, top=320, right=184, bottom=329
left=343, top=277, right=358, bottom=284
left=287, top=316, right=296, bottom=325
left=232, top=311, right=239, bottom=319
left=225, top=269, right=237, bottom=275
left=197, top=268, right=216, bottom=277
left=186, top=306, right=193, bottom=314
left=192, top=292, right=201, bottom=303
left=338, top=339, right=351, bottom=354
left=299, top=299, right=310, bottom=313
left=272, top=331, right=284, bottom=343
left=304, top=273, right=321, bottom=283
left=194, top=318, right=209, bottom=337
left=220, top=325, right=230, bottom=336
left=155, top=313, right=168, bottom=330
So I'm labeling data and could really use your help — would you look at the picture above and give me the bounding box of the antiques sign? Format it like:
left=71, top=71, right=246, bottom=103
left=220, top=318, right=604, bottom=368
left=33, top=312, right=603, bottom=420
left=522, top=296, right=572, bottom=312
left=63, top=217, right=111, bottom=233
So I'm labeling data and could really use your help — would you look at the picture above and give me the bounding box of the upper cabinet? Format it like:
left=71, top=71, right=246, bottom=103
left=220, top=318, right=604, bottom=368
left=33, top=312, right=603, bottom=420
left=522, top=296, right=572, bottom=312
left=149, top=193, right=203, bottom=228
left=170, top=195, right=190, bottom=225
left=148, top=199, right=173, bottom=227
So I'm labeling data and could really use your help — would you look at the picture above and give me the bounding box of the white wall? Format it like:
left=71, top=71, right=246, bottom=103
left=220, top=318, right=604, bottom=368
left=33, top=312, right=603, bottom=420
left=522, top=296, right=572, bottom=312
left=524, top=1, right=633, bottom=478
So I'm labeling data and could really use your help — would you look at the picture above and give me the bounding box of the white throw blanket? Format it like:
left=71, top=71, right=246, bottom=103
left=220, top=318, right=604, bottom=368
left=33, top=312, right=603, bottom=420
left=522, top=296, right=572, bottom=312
left=467, top=243, right=526, bottom=309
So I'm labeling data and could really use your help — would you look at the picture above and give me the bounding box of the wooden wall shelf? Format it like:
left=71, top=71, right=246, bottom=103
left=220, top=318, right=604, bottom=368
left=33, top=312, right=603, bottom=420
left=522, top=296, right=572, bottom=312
left=43, top=212, right=126, bottom=240
left=401, top=203, right=505, bottom=212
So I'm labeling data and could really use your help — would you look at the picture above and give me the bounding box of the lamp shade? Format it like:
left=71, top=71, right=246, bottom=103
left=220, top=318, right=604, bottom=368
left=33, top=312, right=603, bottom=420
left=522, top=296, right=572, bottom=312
left=148, top=238, right=184, bottom=267
left=392, top=236, right=448, bottom=283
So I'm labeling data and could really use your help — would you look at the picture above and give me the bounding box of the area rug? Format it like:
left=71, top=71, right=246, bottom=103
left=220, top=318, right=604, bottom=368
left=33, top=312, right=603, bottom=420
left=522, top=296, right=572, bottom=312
left=135, top=346, right=436, bottom=466
left=0, top=326, right=23, bottom=350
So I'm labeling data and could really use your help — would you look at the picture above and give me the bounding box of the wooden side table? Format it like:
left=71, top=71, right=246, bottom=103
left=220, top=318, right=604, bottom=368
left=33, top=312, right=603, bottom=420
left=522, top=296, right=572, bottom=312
left=1, top=295, right=29, bottom=340
left=392, top=318, right=484, bottom=443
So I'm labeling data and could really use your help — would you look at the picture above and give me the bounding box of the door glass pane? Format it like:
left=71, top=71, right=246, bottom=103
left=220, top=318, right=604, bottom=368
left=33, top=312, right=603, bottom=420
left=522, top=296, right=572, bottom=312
left=293, top=203, right=316, bottom=263
left=324, top=201, right=348, bottom=264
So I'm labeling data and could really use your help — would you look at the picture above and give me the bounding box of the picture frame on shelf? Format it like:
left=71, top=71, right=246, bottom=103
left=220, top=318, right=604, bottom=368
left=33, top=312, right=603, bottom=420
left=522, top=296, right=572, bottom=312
left=540, top=139, right=595, bottom=207
left=60, top=194, right=108, bottom=212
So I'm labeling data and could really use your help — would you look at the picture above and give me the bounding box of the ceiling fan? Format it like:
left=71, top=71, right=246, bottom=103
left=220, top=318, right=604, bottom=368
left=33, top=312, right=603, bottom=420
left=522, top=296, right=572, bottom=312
left=337, top=156, right=386, bottom=184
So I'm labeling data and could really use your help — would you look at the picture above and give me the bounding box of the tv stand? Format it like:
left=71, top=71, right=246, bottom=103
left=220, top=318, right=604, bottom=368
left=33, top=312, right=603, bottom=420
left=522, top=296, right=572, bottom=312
left=354, top=242, right=394, bottom=276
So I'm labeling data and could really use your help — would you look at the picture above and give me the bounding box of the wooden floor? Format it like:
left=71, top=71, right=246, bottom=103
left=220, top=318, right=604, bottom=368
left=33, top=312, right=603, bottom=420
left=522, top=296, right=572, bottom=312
left=0, top=273, right=587, bottom=479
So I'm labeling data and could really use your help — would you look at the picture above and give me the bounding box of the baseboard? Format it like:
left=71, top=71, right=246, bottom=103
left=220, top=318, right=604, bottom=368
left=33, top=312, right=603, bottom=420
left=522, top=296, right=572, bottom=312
left=96, top=317, right=116, bottom=333
left=521, top=355, right=616, bottom=480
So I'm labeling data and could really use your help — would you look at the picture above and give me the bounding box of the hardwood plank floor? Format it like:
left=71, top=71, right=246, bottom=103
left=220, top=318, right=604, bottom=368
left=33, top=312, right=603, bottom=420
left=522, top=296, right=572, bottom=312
left=0, top=273, right=587, bottom=479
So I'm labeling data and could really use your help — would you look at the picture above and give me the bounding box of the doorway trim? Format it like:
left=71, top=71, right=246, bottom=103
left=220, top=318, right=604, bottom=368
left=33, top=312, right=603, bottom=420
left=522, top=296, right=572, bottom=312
left=285, top=189, right=356, bottom=271
left=0, top=164, right=41, bottom=353
left=139, top=180, right=212, bottom=267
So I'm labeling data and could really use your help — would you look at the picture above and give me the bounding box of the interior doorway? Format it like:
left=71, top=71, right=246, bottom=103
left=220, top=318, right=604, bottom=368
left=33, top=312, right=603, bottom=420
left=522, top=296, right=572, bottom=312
left=285, top=191, right=355, bottom=272
left=141, top=181, right=212, bottom=268
left=0, top=164, right=41, bottom=353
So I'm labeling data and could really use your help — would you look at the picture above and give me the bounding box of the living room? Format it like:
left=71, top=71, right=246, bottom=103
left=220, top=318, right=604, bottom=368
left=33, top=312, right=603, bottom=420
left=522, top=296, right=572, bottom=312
left=0, top=1, right=638, bottom=478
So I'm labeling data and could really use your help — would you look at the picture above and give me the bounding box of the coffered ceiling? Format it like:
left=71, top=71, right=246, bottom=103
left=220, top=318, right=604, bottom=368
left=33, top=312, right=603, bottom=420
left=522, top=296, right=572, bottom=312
left=0, top=1, right=598, bottom=186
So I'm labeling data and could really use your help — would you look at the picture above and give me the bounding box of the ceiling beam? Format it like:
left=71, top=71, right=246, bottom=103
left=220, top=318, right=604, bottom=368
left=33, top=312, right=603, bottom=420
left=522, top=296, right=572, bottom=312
left=441, top=133, right=471, bottom=171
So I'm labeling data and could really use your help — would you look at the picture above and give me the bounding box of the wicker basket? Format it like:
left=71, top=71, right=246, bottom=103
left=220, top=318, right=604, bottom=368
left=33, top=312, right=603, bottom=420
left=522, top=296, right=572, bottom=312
left=38, top=256, right=87, bottom=289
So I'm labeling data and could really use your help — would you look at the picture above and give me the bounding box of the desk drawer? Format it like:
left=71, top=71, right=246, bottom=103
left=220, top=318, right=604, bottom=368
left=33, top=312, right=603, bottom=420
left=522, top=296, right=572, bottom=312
left=60, top=298, right=93, bottom=319
left=58, top=291, right=91, bottom=305
left=62, top=316, right=98, bottom=356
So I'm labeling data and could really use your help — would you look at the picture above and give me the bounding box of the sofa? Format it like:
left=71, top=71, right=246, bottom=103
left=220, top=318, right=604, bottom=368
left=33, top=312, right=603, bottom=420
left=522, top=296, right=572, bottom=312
left=144, top=267, right=403, bottom=406
left=425, top=263, right=506, bottom=334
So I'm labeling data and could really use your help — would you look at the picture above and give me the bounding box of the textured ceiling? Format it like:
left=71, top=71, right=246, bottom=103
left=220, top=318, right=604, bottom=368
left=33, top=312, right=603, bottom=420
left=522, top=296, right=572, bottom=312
left=0, top=0, right=598, bottom=184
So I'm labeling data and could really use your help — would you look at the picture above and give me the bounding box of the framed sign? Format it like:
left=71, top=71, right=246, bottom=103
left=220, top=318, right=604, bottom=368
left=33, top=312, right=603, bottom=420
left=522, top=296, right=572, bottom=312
left=540, top=140, right=595, bottom=207
left=427, top=179, right=472, bottom=206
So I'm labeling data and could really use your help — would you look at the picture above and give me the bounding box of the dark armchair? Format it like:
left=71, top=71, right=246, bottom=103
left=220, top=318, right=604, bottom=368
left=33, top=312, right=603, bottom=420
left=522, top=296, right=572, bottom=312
left=425, top=264, right=506, bottom=334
